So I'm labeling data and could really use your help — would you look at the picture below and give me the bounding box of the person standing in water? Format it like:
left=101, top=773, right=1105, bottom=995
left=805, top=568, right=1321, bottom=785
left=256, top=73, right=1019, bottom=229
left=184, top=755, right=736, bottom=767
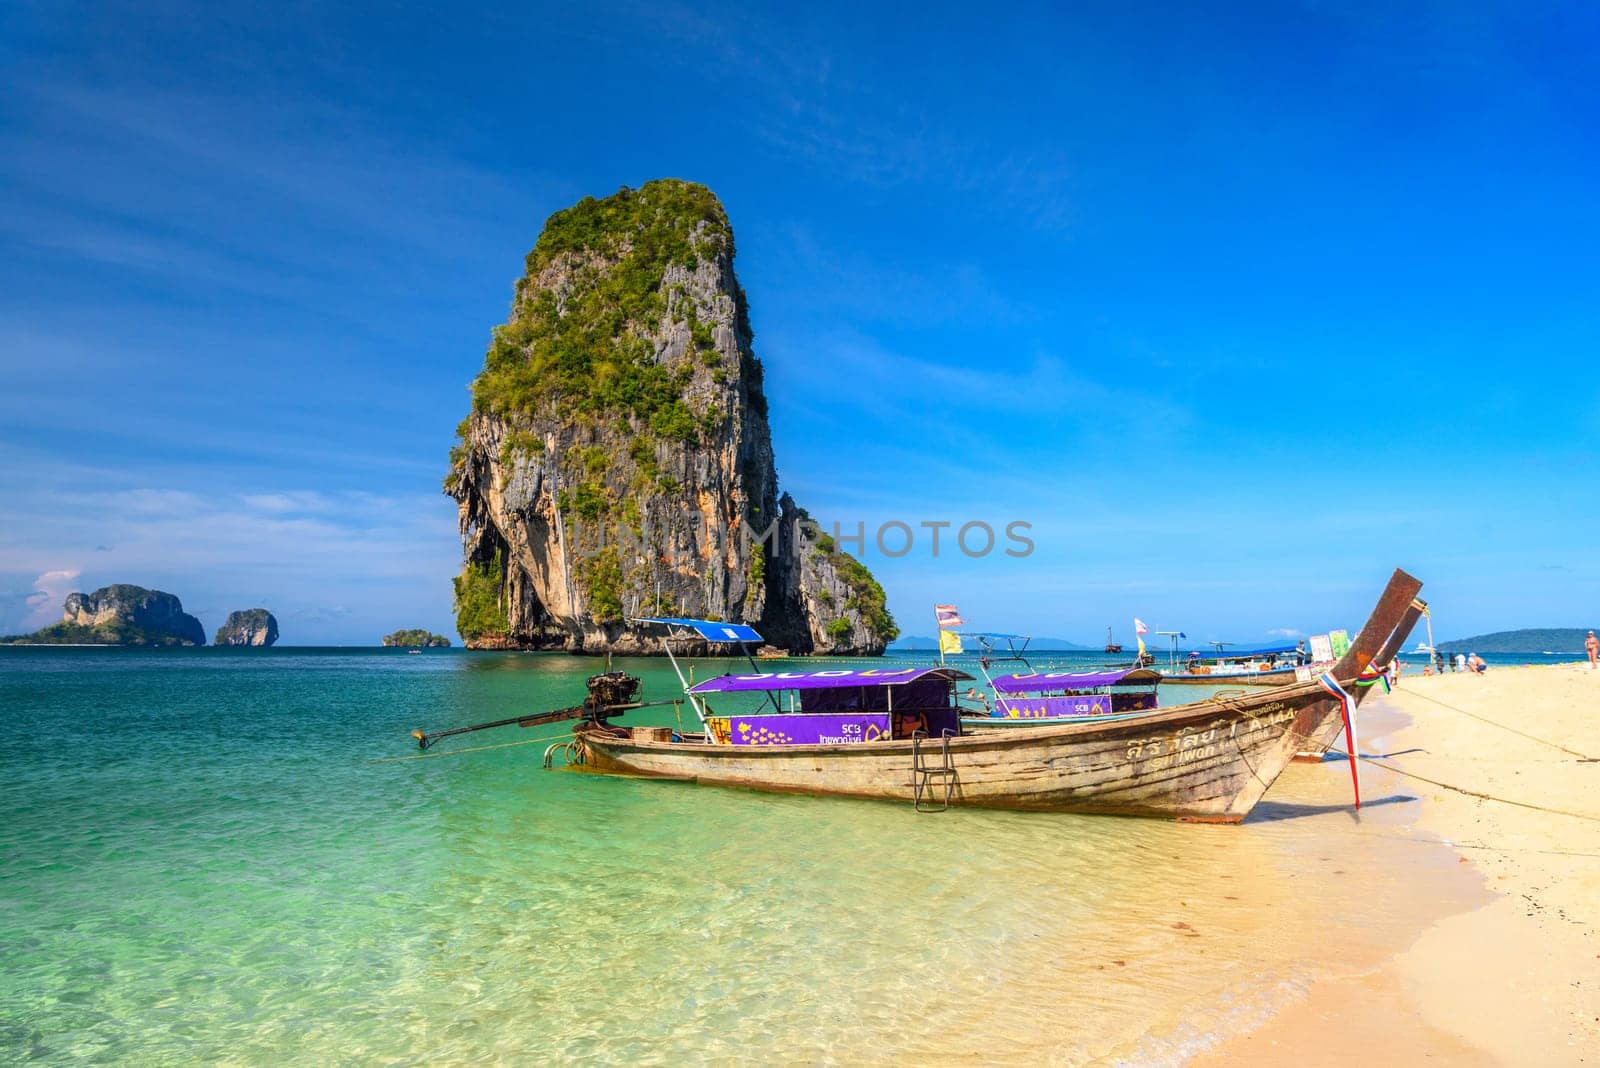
left=1586, top=630, right=1598, bottom=670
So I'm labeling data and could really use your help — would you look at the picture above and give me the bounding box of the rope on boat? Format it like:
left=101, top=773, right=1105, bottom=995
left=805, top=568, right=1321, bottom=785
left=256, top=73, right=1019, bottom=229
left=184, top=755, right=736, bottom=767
left=1328, top=745, right=1600, bottom=824
left=1390, top=688, right=1597, bottom=761
left=366, top=730, right=576, bottom=764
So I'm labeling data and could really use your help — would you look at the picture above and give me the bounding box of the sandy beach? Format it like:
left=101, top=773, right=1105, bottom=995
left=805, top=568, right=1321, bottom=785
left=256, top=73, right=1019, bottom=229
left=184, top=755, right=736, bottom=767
left=1201, top=662, right=1600, bottom=1065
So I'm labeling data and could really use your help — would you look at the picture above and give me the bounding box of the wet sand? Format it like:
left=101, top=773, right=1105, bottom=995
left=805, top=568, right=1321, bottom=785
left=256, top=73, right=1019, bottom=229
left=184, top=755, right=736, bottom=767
left=1197, top=663, right=1600, bottom=1065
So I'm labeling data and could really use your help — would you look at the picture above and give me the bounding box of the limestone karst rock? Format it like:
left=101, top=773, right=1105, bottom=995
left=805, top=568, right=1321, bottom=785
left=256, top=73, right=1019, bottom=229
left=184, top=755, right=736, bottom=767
left=445, top=180, right=896, bottom=654
left=214, top=609, right=279, bottom=647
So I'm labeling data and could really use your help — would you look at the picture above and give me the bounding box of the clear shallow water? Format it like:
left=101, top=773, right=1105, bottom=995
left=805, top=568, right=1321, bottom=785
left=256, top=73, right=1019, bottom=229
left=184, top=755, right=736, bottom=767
left=1, top=648, right=1484, bottom=1064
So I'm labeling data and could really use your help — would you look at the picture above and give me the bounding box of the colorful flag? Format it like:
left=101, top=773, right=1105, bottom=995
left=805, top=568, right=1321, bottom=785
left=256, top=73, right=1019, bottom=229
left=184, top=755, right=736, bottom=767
left=939, top=630, right=963, bottom=656
left=1134, top=618, right=1149, bottom=636
left=1316, top=672, right=1362, bottom=809
left=935, top=604, right=964, bottom=629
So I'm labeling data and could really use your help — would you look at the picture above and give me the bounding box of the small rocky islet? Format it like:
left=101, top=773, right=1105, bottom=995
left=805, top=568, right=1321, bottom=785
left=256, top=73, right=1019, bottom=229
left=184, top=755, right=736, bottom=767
left=214, top=609, right=279, bottom=647
left=381, top=629, right=451, bottom=648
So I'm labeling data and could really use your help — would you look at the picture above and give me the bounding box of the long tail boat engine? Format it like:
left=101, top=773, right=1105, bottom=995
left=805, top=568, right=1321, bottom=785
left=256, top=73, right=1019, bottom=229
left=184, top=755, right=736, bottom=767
left=410, top=670, right=645, bottom=750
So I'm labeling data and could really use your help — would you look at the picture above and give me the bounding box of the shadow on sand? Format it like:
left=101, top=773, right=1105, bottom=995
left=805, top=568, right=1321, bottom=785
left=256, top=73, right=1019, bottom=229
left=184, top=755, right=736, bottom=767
left=1246, top=794, right=1418, bottom=823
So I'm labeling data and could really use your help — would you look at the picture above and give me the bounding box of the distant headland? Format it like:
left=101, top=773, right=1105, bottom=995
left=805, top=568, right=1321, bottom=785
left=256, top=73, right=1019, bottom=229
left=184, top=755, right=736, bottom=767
left=1436, top=628, right=1596, bottom=655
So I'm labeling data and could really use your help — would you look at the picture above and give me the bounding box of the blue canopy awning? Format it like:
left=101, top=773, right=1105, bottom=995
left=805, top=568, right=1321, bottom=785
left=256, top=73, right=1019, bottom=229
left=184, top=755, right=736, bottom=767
left=634, top=617, right=764, bottom=643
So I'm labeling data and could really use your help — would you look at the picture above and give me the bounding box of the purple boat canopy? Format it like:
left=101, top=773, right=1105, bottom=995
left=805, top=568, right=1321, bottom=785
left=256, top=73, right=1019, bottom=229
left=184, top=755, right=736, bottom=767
left=688, top=666, right=973, bottom=694
left=990, top=667, right=1161, bottom=694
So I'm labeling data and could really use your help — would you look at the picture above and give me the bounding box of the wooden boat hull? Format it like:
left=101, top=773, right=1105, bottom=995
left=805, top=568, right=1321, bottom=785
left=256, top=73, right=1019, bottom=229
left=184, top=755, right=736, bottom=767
left=577, top=570, right=1424, bottom=821
left=583, top=683, right=1343, bottom=820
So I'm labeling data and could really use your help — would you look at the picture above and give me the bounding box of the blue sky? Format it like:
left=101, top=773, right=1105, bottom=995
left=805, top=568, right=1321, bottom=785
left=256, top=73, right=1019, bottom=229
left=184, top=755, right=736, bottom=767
left=2, top=1, right=1596, bottom=645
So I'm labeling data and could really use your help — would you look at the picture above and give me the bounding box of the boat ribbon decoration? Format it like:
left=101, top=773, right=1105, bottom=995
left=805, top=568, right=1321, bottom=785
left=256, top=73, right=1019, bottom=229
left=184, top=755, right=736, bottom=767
left=1352, top=662, right=1391, bottom=693
left=1316, top=671, right=1362, bottom=809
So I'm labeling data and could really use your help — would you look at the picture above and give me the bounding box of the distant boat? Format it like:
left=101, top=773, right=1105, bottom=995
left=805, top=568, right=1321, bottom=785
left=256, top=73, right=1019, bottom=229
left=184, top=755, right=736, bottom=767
left=1103, top=626, right=1123, bottom=654
left=1157, top=643, right=1307, bottom=687
left=1412, top=641, right=1434, bottom=653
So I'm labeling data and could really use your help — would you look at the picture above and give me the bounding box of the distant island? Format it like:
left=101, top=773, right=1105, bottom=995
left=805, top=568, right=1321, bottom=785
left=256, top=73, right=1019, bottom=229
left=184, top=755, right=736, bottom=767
left=215, top=609, right=279, bottom=647
left=1, top=584, right=206, bottom=646
left=1437, top=628, right=1595, bottom=655
left=382, top=629, right=451, bottom=648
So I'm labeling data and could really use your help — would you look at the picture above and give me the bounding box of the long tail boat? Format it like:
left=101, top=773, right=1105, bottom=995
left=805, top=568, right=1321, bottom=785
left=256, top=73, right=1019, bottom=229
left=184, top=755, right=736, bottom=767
left=571, top=569, right=1424, bottom=821
left=1156, top=643, right=1310, bottom=686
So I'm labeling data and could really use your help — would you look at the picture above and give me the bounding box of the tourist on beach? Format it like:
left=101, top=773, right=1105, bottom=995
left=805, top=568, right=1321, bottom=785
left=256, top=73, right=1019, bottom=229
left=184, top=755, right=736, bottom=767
left=1456, top=652, right=1467, bottom=673
left=1467, top=653, right=1487, bottom=675
left=1587, top=630, right=1598, bottom=670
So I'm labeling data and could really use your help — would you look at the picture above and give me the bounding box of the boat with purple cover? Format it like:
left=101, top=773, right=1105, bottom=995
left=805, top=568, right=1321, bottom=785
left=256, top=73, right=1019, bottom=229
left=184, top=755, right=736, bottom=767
left=571, top=570, right=1426, bottom=820
left=960, top=667, right=1161, bottom=729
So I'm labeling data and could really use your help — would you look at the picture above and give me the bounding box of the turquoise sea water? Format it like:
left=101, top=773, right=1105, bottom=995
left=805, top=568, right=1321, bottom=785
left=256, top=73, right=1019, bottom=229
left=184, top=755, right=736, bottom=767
left=1, top=648, right=1489, bottom=1064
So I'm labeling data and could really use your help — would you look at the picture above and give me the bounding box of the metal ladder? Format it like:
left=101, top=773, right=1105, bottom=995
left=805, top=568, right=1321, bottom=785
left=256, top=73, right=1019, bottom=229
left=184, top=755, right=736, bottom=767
left=911, top=729, right=957, bottom=812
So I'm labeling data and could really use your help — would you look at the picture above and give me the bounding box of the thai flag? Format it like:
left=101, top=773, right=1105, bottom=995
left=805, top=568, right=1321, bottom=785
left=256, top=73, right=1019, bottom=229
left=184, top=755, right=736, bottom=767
left=935, top=605, right=964, bottom=629
left=1317, top=671, right=1361, bottom=809
left=1134, top=618, right=1149, bottom=636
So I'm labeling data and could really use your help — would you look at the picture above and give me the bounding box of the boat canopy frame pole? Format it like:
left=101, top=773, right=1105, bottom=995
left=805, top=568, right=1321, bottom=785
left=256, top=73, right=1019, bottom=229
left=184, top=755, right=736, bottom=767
left=969, top=633, right=1033, bottom=716
left=737, top=641, right=783, bottom=713
left=661, top=634, right=712, bottom=739
left=1157, top=631, right=1183, bottom=668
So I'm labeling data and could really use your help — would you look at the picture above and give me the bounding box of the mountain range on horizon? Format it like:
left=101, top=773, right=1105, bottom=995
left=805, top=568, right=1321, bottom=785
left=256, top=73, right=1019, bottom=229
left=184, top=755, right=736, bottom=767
left=1434, top=628, right=1597, bottom=655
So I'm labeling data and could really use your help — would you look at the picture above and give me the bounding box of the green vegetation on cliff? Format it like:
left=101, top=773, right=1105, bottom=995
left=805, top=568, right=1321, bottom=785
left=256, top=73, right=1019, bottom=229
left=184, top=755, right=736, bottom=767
left=453, top=552, right=510, bottom=640
left=809, top=531, right=898, bottom=642
left=831, top=552, right=898, bottom=641
left=469, top=180, right=730, bottom=436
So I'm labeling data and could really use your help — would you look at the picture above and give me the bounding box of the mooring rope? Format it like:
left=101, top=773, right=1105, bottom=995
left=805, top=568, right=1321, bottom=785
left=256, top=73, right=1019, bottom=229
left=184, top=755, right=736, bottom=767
left=1390, top=687, right=1596, bottom=761
left=1329, top=745, right=1600, bottom=824
left=366, top=730, right=577, bottom=764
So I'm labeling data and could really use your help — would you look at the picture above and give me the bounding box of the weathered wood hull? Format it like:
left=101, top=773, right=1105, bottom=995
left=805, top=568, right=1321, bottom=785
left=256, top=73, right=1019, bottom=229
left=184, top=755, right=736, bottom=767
left=583, top=683, right=1335, bottom=820
left=577, top=570, right=1424, bottom=821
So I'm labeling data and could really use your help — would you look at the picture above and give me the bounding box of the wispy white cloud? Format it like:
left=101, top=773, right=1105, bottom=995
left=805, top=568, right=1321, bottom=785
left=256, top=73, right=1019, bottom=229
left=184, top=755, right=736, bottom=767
left=23, top=568, right=81, bottom=629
